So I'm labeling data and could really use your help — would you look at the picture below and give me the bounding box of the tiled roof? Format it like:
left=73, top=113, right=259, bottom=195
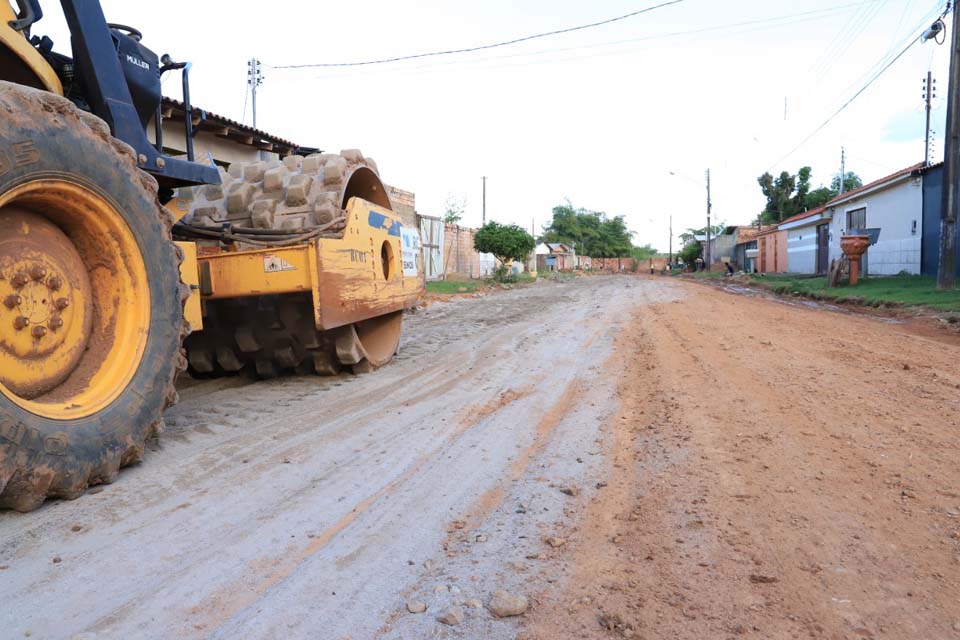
left=160, top=97, right=304, bottom=154
left=778, top=205, right=827, bottom=227
left=826, top=162, right=924, bottom=206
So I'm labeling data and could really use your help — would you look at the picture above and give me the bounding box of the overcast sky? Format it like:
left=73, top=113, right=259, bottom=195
left=40, top=1, right=952, bottom=251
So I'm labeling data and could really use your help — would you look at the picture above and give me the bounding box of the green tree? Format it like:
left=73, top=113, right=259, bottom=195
left=678, top=241, right=701, bottom=266
left=442, top=194, right=465, bottom=225
left=756, top=167, right=861, bottom=224
left=831, top=171, right=863, bottom=194
left=804, top=186, right=836, bottom=209
left=757, top=170, right=798, bottom=224
left=792, top=166, right=812, bottom=213
left=631, top=244, right=658, bottom=261
left=540, top=201, right=633, bottom=257
left=474, top=221, right=535, bottom=280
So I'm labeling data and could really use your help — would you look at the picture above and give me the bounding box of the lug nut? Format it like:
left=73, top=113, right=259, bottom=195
left=13, top=316, right=29, bottom=331
left=48, top=316, right=63, bottom=331
left=11, top=273, right=28, bottom=289
left=54, top=297, right=70, bottom=310
left=30, top=265, right=46, bottom=281
left=31, top=325, right=47, bottom=338
left=3, top=294, right=20, bottom=309
left=46, top=275, right=62, bottom=291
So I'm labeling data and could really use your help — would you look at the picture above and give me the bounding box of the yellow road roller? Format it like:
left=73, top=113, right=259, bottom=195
left=0, top=0, right=423, bottom=510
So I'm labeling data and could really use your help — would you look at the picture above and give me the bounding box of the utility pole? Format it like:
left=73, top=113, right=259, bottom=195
left=481, top=176, right=487, bottom=226
left=938, top=0, right=959, bottom=289
left=924, top=71, right=936, bottom=166
left=247, top=58, right=263, bottom=129
left=839, top=147, right=846, bottom=194
left=705, top=169, right=712, bottom=268
left=669, top=214, right=673, bottom=266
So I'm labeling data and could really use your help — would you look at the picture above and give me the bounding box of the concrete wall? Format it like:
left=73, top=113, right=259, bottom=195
left=826, top=176, right=923, bottom=275
left=712, top=234, right=738, bottom=263
left=593, top=257, right=633, bottom=271
left=387, top=186, right=417, bottom=229
left=537, top=253, right=575, bottom=271
left=786, top=224, right=818, bottom=274
left=443, top=224, right=496, bottom=278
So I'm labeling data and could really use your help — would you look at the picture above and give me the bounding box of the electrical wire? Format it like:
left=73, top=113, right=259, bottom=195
left=764, top=6, right=946, bottom=172
left=265, top=0, right=686, bottom=69
left=809, top=0, right=885, bottom=79
left=264, top=2, right=881, bottom=84
left=820, top=1, right=944, bottom=116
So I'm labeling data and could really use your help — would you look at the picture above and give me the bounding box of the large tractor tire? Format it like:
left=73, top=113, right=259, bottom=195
left=0, top=82, right=186, bottom=511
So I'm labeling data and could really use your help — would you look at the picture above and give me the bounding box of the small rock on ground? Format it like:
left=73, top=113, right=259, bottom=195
left=438, top=606, right=465, bottom=626
left=488, top=590, right=529, bottom=617
left=406, top=600, right=427, bottom=614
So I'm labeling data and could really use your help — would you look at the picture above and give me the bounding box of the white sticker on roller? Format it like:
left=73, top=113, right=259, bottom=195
left=400, top=227, right=421, bottom=277
left=263, top=254, right=296, bottom=273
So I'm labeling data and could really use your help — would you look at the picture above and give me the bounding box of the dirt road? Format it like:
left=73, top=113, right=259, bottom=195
left=2, top=276, right=959, bottom=639
left=524, top=279, right=960, bottom=640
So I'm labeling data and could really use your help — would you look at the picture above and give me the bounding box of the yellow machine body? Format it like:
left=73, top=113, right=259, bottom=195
left=0, top=5, right=62, bottom=94
left=184, top=196, right=422, bottom=333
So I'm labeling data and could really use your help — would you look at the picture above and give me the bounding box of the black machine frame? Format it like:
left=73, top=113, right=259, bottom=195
left=10, top=0, right=220, bottom=193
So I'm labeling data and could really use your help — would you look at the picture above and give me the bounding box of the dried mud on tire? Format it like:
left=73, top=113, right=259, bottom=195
left=0, top=82, right=187, bottom=512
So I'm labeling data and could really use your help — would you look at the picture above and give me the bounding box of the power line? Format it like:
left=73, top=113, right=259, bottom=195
left=765, top=6, right=947, bottom=171
left=266, top=1, right=880, bottom=84
left=817, top=0, right=890, bottom=78
left=266, top=0, right=686, bottom=69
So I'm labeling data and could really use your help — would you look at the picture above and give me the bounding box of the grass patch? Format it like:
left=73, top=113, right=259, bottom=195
left=425, top=272, right=539, bottom=294
left=749, top=273, right=960, bottom=312
left=504, top=272, right=537, bottom=283
left=426, top=280, right=485, bottom=294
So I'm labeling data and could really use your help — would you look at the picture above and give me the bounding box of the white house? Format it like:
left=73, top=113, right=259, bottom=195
left=780, top=205, right=830, bottom=274
left=826, top=163, right=924, bottom=275
left=781, top=163, right=924, bottom=275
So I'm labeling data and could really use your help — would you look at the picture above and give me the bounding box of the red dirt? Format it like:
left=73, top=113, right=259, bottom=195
left=524, top=280, right=960, bottom=640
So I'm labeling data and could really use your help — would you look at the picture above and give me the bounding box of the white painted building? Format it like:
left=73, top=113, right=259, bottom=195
left=780, top=206, right=830, bottom=275
left=781, top=163, right=925, bottom=275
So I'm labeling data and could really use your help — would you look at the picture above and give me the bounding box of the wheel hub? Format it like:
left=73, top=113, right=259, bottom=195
left=0, top=207, right=92, bottom=399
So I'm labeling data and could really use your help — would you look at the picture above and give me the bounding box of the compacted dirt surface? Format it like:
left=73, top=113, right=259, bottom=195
left=2, top=276, right=960, bottom=639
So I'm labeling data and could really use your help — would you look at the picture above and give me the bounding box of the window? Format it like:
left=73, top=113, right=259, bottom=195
left=847, top=207, right=866, bottom=232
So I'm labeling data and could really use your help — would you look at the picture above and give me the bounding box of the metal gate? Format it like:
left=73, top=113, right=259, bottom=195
left=418, top=215, right=444, bottom=280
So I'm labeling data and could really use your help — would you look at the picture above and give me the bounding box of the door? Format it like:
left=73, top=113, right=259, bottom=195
left=847, top=207, right=867, bottom=274
left=816, top=223, right=829, bottom=275
left=418, top=216, right=444, bottom=280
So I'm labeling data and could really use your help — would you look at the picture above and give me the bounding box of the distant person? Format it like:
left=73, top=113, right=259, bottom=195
left=725, top=261, right=734, bottom=275
left=695, top=256, right=704, bottom=272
